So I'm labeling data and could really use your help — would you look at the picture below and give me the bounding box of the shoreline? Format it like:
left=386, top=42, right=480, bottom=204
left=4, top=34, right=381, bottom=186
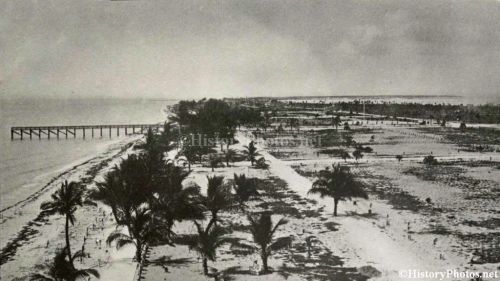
left=0, top=135, right=142, bottom=279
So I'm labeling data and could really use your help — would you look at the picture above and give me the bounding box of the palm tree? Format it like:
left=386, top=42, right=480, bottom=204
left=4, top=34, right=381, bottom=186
left=340, top=150, right=351, bottom=162
left=343, top=134, right=354, bottom=147
left=459, top=121, right=467, bottom=132
left=233, top=174, right=259, bottom=209
left=153, top=163, right=204, bottom=244
left=93, top=160, right=149, bottom=228
left=106, top=205, right=156, bottom=262
left=180, top=141, right=197, bottom=171
left=243, top=141, right=259, bottom=166
left=224, top=149, right=237, bottom=167
left=396, top=155, right=403, bottom=162
left=208, top=154, right=222, bottom=172
left=332, top=115, right=341, bottom=130
left=247, top=213, right=288, bottom=273
left=30, top=249, right=99, bottom=281
left=41, top=181, right=94, bottom=263
left=308, top=165, right=368, bottom=216
left=203, top=176, right=234, bottom=231
left=189, top=222, right=230, bottom=276
left=92, top=169, right=124, bottom=223
left=352, top=149, right=363, bottom=162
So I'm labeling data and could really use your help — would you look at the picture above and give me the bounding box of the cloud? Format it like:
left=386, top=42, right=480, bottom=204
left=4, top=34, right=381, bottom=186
left=0, top=0, right=499, bottom=102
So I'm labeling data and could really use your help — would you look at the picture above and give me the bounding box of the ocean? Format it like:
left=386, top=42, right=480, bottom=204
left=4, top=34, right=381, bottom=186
left=0, top=98, right=172, bottom=249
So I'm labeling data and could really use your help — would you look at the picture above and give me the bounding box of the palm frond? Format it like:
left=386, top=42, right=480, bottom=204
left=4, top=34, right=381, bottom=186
left=73, top=268, right=100, bottom=279
left=268, top=236, right=292, bottom=253
left=29, top=274, right=53, bottom=281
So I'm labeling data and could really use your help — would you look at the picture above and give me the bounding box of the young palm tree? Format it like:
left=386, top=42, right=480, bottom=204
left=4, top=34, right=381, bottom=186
left=396, top=154, right=403, bottom=162
left=308, top=164, right=368, bottom=216
left=233, top=174, right=259, bottom=210
left=106, top=205, right=155, bottom=262
left=30, top=249, right=99, bottom=281
left=189, top=222, right=230, bottom=276
left=247, top=213, right=288, bottom=273
left=41, top=181, right=94, bottom=263
left=243, top=141, right=259, bottom=166
left=352, top=149, right=363, bottom=162
left=208, top=154, right=222, bottom=172
left=203, top=176, right=234, bottom=231
left=340, top=150, right=351, bottom=162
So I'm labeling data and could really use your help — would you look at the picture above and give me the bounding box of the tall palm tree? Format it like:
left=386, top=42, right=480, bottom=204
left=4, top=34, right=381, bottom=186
left=189, top=222, right=230, bottom=276
left=92, top=170, right=123, bottom=223
left=243, top=141, right=259, bottom=166
left=41, top=181, right=94, bottom=263
left=106, top=205, right=156, bottom=262
left=93, top=161, right=148, bottom=228
left=308, top=164, right=368, bottom=216
left=203, top=176, right=234, bottom=231
left=153, top=163, right=204, bottom=244
left=247, top=213, right=288, bottom=273
left=30, top=249, right=99, bottom=281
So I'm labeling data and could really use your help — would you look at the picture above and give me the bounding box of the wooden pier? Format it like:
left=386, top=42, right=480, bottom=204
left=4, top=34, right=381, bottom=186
left=11, top=124, right=162, bottom=140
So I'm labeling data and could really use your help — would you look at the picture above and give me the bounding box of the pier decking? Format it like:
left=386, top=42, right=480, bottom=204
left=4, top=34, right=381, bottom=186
left=11, top=124, right=162, bottom=140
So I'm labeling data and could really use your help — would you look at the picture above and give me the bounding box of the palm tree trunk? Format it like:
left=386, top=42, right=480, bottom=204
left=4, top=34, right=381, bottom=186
left=206, top=213, right=217, bottom=233
left=65, top=215, right=72, bottom=263
left=333, top=198, right=339, bottom=216
left=135, top=241, right=142, bottom=262
left=111, top=206, right=120, bottom=223
left=261, top=250, right=268, bottom=272
left=202, top=257, right=208, bottom=275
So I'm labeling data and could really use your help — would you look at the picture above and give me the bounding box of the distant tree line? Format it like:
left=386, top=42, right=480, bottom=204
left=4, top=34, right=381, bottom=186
left=333, top=101, right=500, bottom=124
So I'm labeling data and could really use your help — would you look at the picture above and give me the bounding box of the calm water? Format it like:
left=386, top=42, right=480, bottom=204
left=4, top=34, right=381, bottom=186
left=0, top=98, right=172, bottom=209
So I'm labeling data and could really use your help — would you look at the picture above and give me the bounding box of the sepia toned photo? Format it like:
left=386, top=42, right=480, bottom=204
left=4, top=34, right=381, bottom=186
left=1, top=1, right=499, bottom=280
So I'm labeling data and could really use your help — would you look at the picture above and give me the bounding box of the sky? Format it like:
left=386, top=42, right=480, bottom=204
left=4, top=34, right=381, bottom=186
left=0, top=0, right=499, bottom=103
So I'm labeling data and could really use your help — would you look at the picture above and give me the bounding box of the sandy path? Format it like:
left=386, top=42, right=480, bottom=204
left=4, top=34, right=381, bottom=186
left=236, top=132, right=451, bottom=280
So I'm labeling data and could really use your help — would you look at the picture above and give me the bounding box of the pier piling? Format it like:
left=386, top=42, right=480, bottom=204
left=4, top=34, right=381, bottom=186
left=10, top=124, right=161, bottom=141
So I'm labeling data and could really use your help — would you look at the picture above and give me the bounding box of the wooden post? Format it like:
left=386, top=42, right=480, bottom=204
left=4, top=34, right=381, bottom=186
left=92, top=128, right=94, bottom=138
left=100, top=127, right=103, bottom=138
left=11, top=129, right=14, bottom=140
left=29, top=129, right=32, bottom=140
left=20, top=129, right=23, bottom=140
left=39, top=129, right=41, bottom=139
left=117, top=127, right=119, bottom=137
left=109, top=127, right=111, bottom=138
left=73, top=129, right=76, bottom=138
left=83, top=128, right=86, bottom=139
left=125, top=127, right=128, bottom=135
